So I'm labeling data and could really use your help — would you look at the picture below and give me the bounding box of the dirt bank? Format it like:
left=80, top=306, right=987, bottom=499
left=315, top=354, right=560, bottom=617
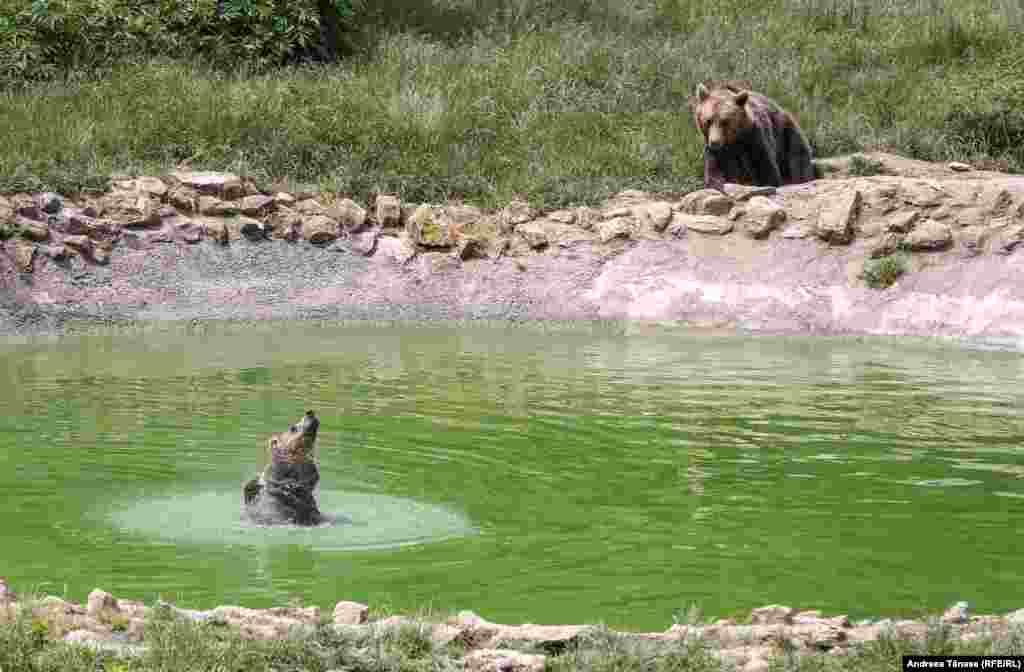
left=2, top=153, right=1024, bottom=343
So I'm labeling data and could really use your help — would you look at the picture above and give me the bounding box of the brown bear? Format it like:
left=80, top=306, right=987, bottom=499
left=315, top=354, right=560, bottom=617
left=690, top=81, right=815, bottom=191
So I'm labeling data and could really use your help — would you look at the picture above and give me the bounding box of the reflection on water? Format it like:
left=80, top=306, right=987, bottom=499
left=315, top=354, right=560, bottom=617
left=1, top=322, right=1023, bottom=630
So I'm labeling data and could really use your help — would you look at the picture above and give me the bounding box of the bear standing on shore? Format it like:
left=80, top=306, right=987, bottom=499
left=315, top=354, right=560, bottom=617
left=690, top=82, right=816, bottom=191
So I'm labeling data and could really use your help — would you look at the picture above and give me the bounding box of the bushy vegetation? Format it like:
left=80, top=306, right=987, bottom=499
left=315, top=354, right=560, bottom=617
left=861, top=253, right=908, bottom=289
left=3, top=590, right=1024, bottom=672
left=1, top=0, right=1023, bottom=207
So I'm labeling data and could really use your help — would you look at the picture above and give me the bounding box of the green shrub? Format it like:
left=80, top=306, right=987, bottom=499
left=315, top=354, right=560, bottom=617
left=848, top=154, right=885, bottom=176
left=861, top=254, right=907, bottom=289
left=0, top=0, right=360, bottom=86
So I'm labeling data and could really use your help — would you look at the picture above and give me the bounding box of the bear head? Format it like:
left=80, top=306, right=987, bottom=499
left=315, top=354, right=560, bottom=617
left=692, top=83, right=754, bottom=152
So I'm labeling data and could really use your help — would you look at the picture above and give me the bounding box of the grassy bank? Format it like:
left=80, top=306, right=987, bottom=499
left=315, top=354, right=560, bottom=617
left=4, top=598, right=1024, bottom=672
left=1, top=0, right=1023, bottom=208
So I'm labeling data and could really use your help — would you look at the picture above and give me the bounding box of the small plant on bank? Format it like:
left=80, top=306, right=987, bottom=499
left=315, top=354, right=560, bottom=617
left=848, top=154, right=886, bottom=177
left=861, top=254, right=908, bottom=289
left=672, top=602, right=704, bottom=627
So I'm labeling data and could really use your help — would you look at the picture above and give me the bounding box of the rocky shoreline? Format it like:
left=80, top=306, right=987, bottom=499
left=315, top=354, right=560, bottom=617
left=1, top=579, right=1019, bottom=672
left=2, top=153, right=1024, bottom=341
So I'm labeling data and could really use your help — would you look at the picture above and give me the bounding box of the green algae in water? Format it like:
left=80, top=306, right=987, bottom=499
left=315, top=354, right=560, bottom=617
left=4, top=322, right=1024, bottom=629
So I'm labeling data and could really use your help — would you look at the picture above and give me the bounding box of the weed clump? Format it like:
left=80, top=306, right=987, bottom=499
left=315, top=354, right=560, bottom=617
left=861, top=254, right=908, bottom=289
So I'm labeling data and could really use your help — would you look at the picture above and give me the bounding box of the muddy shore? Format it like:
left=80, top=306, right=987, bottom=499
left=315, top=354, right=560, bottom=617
left=3, top=154, right=1024, bottom=345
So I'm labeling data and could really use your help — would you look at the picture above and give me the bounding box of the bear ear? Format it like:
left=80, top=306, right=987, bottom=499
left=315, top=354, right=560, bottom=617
left=696, top=83, right=710, bottom=101
left=734, top=90, right=750, bottom=107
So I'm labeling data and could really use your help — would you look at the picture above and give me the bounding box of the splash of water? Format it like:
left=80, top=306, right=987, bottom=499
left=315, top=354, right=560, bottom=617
left=110, top=489, right=475, bottom=551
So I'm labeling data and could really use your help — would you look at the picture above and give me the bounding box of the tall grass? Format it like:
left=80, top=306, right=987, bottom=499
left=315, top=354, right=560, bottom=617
left=1, top=0, right=1022, bottom=207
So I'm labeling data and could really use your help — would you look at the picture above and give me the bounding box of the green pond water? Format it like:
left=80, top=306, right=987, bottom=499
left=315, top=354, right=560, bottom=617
left=1, top=322, right=1023, bottom=631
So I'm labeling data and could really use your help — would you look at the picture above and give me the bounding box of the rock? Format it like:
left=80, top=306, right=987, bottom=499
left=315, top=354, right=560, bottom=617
left=64, top=629, right=107, bottom=643
left=596, top=217, right=634, bottom=243
left=168, top=185, right=199, bottom=212
left=516, top=222, right=548, bottom=250
left=453, top=610, right=492, bottom=628
left=722, top=184, right=777, bottom=201
left=741, top=196, right=786, bottom=238
left=886, top=210, right=920, bottom=233
left=348, top=229, right=379, bottom=256
left=13, top=241, right=35, bottom=272
left=905, top=218, right=952, bottom=251
left=37, top=192, right=63, bottom=214
left=901, top=180, right=946, bottom=208
left=457, top=237, right=487, bottom=260
left=198, top=195, right=237, bottom=216
left=574, top=206, right=598, bottom=231
left=200, top=218, right=229, bottom=245
left=172, top=217, right=203, bottom=244
left=499, top=200, right=537, bottom=234
left=99, top=191, right=161, bottom=228
left=333, top=601, right=369, bottom=625
left=63, top=235, right=95, bottom=257
left=983, top=186, right=1015, bottom=219
left=750, top=605, right=796, bottom=626
left=170, top=171, right=244, bottom=200
left=295, top=199, right=329, bottom=217
left=494, top=623, right=588, bottom=652
left=134, top=176, right=168, bottom=197
left=243, top=411, right=322, bottom=526
left=267, top=208, right=303, bottom=242
left=635, top=202, right=673, bottom=233
left=127, top=618, right=146, bottom=642
left=45, top=244, right=68, bottom=259
left=869, top=232, right=903, bottom=258
left=464, top=649, right=546, bottom=672
left=375, top=235, right=417, bottom=265
left=781, top=224, right=814, bottom=239
left=274, top=192, right=296, bottom=207
left=996, top=224, right=1024, bottom=255
left=959, top=226, right=991, bottom=257
left=941, top=601, right=970, bottom=624
left=0, top=577, right=15, bottom=603
left=13, top=197, right=41, bottom=221
left=679, top=189, right=734, bottom=216
left=0, top=196, right=13, bottom=224
left=676, top=214, right=733, bottom=235
left=816, top=188, right=860, bottom=244
left=19, top=218, right=49, bottom=242
left=948, top=162, right=972, bottom=172
left=302, top=215, right=339, bottom=245
left=375, top=194, right=401, bottom=228
left=793, top=611, right=822, bottom=624
left=548, top=209, right=576, bottom=225
left=87, top=589, right=119, bottom=619
left=116, top=600, right=151, bottom=620
left=239, top=219, right=268, bottom=241
left=407, top=205, right=454, bottom=248
left=858, top=182, right=900, bottom=222
left=330, top=198, right=367, bottom=233
left=418, top=251, right=461, bottom=274
left=237, top=194, right=274, bottom=215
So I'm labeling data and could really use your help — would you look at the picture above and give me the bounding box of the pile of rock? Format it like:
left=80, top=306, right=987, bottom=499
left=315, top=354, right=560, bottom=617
left=3, top=578, right=1023, bottom=672
left=3, top=156, right=1024, bottom=281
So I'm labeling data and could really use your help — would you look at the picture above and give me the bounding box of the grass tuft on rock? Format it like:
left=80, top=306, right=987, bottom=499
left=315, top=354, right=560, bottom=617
left=861, top=254, right=908, bottom=289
